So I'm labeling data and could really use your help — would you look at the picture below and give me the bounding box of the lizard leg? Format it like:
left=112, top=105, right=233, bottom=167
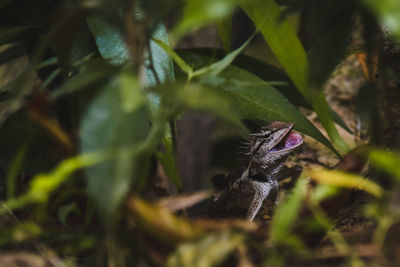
left=246, top=179, right=279, bottom=221
left=246, top=181, right=272, bottom=221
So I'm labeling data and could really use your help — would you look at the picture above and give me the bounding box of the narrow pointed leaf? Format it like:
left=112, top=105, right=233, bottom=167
left=240, top=0, right=308, bottom=93
left=192, top=32, right=255, bottom=78
left=240, top=0, right=348, bottom=152
left=178, top=51, right=339, bottom=155
left=308, top=169, right=383, bottom=198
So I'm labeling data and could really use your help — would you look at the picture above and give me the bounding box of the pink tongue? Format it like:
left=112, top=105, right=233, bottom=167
left=284, top=132, right=303, bottom=148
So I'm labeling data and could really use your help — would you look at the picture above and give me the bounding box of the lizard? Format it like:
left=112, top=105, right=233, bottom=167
left=210, top=121, right=304, bottom=221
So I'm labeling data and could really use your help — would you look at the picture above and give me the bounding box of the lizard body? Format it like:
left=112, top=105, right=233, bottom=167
left=211, top=122, right=303, bottom=221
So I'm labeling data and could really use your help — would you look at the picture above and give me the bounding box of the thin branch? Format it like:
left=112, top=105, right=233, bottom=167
left=123, top=0, right=144, bottom=69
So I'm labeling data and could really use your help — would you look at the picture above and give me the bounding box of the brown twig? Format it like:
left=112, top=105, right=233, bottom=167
left=123, top=0, right=144, bottom=69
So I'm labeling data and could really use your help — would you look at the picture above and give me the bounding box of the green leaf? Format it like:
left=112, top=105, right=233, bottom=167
left=0, top=151, right=111, bottom=213
left=0, top=26, right=32, bottom=45
left=58, top=202, right=81, bottom=224
left=69, top=22, right=94, bottom=62
left=312, top=91, right=349, bottom=152
left=362, top=0, right=400, bottom=41
left=80, top=69, right=150, bottom=222
left=153, top=38, right=193, bottom=77
left=50, top=59, right=119, bottom=100
left=157, top=31, right=253, bottom=81
left=87, top=15, right=129, bottom=65
left=210, top=78, right=337, bottom=154
left=269, top=177, right=308, bottom=247
left=308, top=169, right=383, bottom=198
left=155, top=83, right=243, bottom=128
left=177, top=48, right=352, bottom=133
left=6, top=142, right=28, bottom=199
left=178, top=51, right=339, bottom=155
left=156, top=138, right=180, bottom=188
left=217, top=17, right=232, bottom=52
left=240, top=0, right=348, bottom=153
left=192, top=33, right=255, bottom=78
left=240, top=0, right=308, bottom=93
left=87, top=15, right=173, bottom=84
left=369, top=149, right=400, bottom=180
left=173, top=0, right=238, bottom=40
left=145, top=23, right=175, bottom=86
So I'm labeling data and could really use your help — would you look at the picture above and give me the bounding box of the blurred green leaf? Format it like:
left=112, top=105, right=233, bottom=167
left=0, top=26, right=32, bottom=45
left=369, top=149, right=400, bottom=179
left=173, top=0, right=238, bottom=40
left=356, top=83, right=378, bottom=132
left=0, top=111, right=61, bottom=175
left=0, top=150, right=111, bottom=213
left=119, top=70, right=143, bottom=112
left=87, top=12, right=174, bottom=173
left=218, top=17, right=232, bottom=52
left=69, top=22, right=95, bottom=62
left=155, top=83, right=243, bottom=128
left=153, top=38, right=194, bottom=77
left=29, top=152, right=111, bottom=203
left=362, top=0, right=400, bottom=41
left=269, top=177, right=308, bottom=248
left=128, top=197, right=204, bottom=243
left=156, top=138, right=181, bottom=188
left=308, top=169, right=383, bottom=198
left=167, top=230, right=245, bottom=267
left=312, top=92, right=349, bottom=152
left=6, top=142, right=28, bottom=199
left=12, top=222, right=41, bottom=242
left=191, top=33, right=255, bottom=78
left=0, top=0, right=12, bottom=9
left=51, top=59, right=119, bottom=100
left=80, top=69, right=150, bottom=222
left=311, top=184, right=341, bottom=203
left=154, top=81, right=244, bottom=186
left=58, top=202, right=81, bottom=225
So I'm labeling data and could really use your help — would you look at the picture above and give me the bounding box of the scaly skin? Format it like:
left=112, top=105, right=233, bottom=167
left=212, top=122, right=303, bottom=221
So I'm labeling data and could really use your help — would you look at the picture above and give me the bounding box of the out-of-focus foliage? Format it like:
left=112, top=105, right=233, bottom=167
left=308, top=169, right=383, bottom=198
left=173, top=0, right=240, bottom=40
left=0, top=0, right=400, bottom=265
left=369, top=149, right=400, bottom=179
left=363, top=0, right=400, bottom=41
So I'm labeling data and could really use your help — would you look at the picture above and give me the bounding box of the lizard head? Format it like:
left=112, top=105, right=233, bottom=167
left=245, top=121, right=303, bottom=161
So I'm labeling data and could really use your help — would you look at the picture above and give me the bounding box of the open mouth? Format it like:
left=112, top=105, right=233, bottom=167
left=270, top=131, right=303, bottom=152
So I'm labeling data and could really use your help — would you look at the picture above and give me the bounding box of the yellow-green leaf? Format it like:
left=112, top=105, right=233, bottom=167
left=308, top=169, right=383, bottom=198
left=369, top=149, right=400, bottom=179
